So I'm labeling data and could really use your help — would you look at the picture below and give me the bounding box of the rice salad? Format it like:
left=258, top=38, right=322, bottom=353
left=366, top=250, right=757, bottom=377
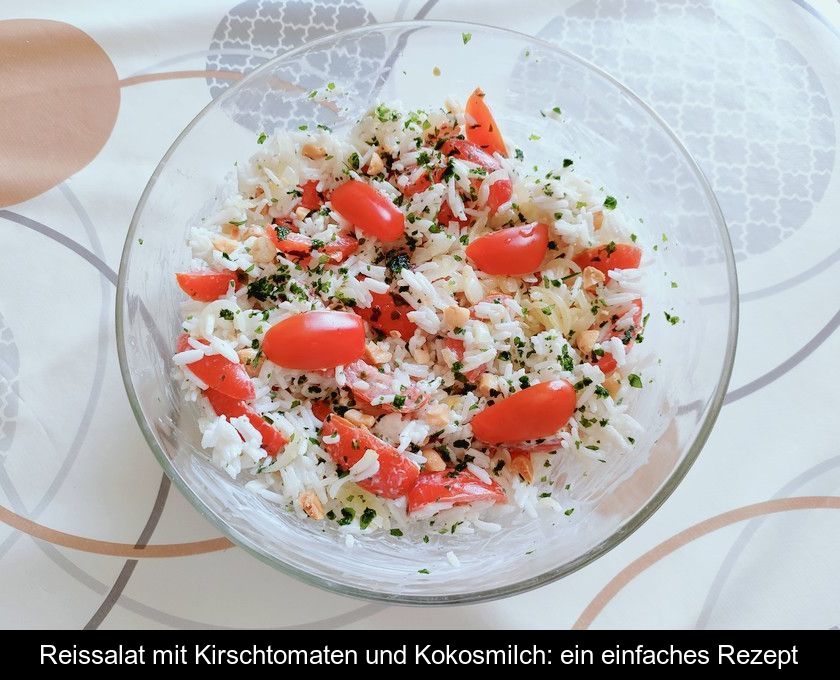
left=173, top=89, right=648, bottom=540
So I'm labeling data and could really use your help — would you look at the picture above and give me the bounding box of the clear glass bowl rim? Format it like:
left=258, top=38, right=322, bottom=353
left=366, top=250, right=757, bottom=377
left=116, top=19, right=739, bottom=606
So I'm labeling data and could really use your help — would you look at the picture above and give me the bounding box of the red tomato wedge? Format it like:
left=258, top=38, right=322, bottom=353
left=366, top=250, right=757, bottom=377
left=440, top=139, right=512, bottom=213
left=268, top=224, right=313, bottom=255
left=354, top=290, right=417, bottom=340
left=444, top=338, right=486, bottom=383
left=471, top=380, right=576, bottom=444
left=300, top=180, right=321, bottom=211
left=437, top=201, right=470, bottom=228
left=175, top=334, right=255, bottom=401
left=323, top=233, right=358, bottom=263
left=573, top=243, right=641, bottom=281
left=310, top=400, right=332, bottom=422
left=343, top=359, right=430, bottom=413
left=262, top=311, right=365, bottom=370
left=465, top=222, right=549, bottom=276
left=330, top=180, right=405, bottom=242
left=594, top=299, right=643, bottom=375
left=407, top=469, right=506, bottom=514
left=465, top=88, right=507, bottom=158
left=176, top=271, right=238, bottom=302
left=204, top=388, right=288, bottom=455
left=402, top=167, right=444, bottom=197
left=321, top=415, right=420, bottom=499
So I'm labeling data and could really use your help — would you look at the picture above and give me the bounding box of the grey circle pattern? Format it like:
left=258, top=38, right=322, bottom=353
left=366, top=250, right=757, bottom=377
left=205, top=0, right=383, bottom=132
left=0, top=312, right=19, bottom=454
left=537, top=0, right=835, bottom=262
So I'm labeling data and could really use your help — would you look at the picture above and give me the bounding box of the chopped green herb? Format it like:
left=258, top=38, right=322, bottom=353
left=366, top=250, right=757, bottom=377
left=664, top=311, right=680, bottom=325
left=514, top=148, right=524, bottom=161
left=560, top=344, right=574, bottom=372
left=392, top=394, right=406, bottom=409
left=462, top=32, right=472, bottom=45
left=594, top=385, right=610, bottom=398
left=418, top=568, right=430, bottom=574
left=528, top=133, right=541, bottom=141
left=337, top=507, right=355, bottom=526
left=390, top=528, right=403, bottom=537
left=326, top=81, right=336, bottom=91
left=630, top=233, right=638, bottom=242
left=359, top=507, right=376, bottom=530
left=564, top=508, right=575, bottom=516
left=563, top=158, right=573, bottom=168
left=219, top=309, right=234, bottom=321
left=552, top=106, right=562, bottom=114
left=603, top=195, right=618, bottom=210
left=257, top=132, right=267, bottom=144
left=671, top=281, right=678, bottom=288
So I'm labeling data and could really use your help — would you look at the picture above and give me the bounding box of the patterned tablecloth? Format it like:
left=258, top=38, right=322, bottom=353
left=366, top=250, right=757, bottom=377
left=1, top=0, right=838, bottom=629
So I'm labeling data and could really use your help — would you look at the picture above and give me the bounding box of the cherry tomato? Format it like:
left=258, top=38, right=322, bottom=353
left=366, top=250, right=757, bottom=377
left=465, top=88, right=507, bottom=158
left=175, top=271, right=238, bottom=302
left=471, top=380, right=576, bottom=444
left=262, top=311, right=365, bottom=370
left=465, top=222, right=549, bottom=276
left=268, top=223, right=313, bottom=255
left=343, top=359, right=430, bottom=413
left=594, top=299, right=643, bottom=374
left=300, top=180, right=321, bottom=211
left=321, top=414, right=420, bottom=499
left=573, top=243, right=641, bottom=281
left=330, top=180, right=405, bottom=242
left=406, top=469, right=506, bottom=514
left=354, top=290, right=417, bottom=340
left=204, top=388, right=288, bottom=455
left=444, top=338, right=486, bottom=383
left=440, top=139, right=512, bottom=213
left=176, top=334, right=255, bottom=401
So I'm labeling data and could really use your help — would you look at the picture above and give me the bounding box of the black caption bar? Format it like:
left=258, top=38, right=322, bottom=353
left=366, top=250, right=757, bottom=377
left=11, top=630, right=835, bottom=673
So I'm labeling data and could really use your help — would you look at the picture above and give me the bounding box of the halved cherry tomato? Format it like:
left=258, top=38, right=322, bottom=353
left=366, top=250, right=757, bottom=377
left=594, top=299, right=643, bottom=374
left=310, top=400, right=332, bottom=422
left=465, top=222, right=549, bottom=276
left=465, top=88, right=507, bottom=158
left=321, top=414, right=420, bottom=499
left=343, top=359, right=430, bottom=413
left=444, top=338, right=486, bottom=383
left=471, top=380, right=576, bottom=444
left=175, top=271, right=238, bottom=302
left=268, top=224, right=313, bottom=255
left=573, top=243, right=641, bottom=281
left=176, top=334, right=255, bottom=401
left=300, top=180, right=321, bottom=211
left=407, top=469, right=506, bottom=514
left=440, top=139, right=512, bottom=213
left=330, top=180, right=405, bottom=242
left=204, top=388, right=288, bottom=455
left=262, top=311, right=365, bottom=370
left=354, top=290, right=417, bottom=340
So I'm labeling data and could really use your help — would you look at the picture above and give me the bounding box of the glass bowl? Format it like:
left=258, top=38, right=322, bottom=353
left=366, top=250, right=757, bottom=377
left=117, top=20, right=737, bottom=604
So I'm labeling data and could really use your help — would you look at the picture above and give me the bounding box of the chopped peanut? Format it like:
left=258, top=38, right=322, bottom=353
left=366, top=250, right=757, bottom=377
left=422, top=448, right=447, bottom=472
left=510, top=455, right=533, bottom=483
left=244, top=225, right=266, bottom=239
left=365, top=341, right=392, bottom=365
left=250, top=235, right=277, bottom=264
left=592, top=211, right=604, bottom=230
left=299, top=490, right=325, bottom=520
left=301, top=143, right=326, bottom=160
left=212, top=234, right=240, bottom=254
left=423, top=402, right=450, bottom=428
left=344, top=409, right=375, bottom=429
left=294, top=206, right=310, bottom=220
left=443, top=305, right=470, bottom=329
left=477, top=372, right=499, bottom=397
left=582, top=265, right=605, bottom=291
left=576, top=329, right=599, bottom=356
left=236, top=348, right=263, bottom=377
left=604, top=372, right=621, bottom=398
left=366, top=151, right=384, bottom=176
